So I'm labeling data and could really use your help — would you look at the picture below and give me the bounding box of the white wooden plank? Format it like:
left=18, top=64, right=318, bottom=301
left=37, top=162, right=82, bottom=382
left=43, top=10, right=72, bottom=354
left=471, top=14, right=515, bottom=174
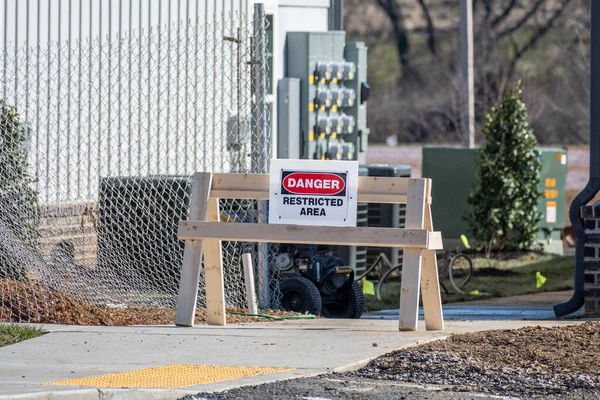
left=427, top=232, right=443, bottom=250
left=420, top=179, right=444, bottom=331
left=210, top=174, right=429, bottom=205
left=178, top=221, right=433, bottom=249
left=204, top=198, right=226, bottom=326
left=398, top=179, right=427, bottom=331
left=421, top=249, right=444, bottom=331
left=242, top=253, right=259, bottom=315
left=420, top=179, right=445, bottom=330
left=175, top=172, right=213, bottom=327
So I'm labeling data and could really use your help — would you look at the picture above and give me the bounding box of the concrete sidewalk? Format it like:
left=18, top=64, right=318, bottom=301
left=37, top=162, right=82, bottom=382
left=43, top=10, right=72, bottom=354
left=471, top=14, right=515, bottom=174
left=0, top=317, right=585, bottom=400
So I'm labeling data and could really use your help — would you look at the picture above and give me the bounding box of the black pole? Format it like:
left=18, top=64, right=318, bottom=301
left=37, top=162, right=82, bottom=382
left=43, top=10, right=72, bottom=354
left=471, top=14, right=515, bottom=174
left=554, top=1, right=600, bottom=317
left=329, top=0, right=344, bottom=31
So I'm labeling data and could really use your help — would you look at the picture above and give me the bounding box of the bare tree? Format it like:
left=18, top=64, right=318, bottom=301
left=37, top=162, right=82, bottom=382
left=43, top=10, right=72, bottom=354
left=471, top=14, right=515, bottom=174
left=373, top=0, right=413, bottom=77
left=416, top=0, right=437, bottom=55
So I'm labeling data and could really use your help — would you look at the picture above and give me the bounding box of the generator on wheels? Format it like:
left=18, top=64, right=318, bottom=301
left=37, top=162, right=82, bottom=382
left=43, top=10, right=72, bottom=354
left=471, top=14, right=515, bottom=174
left=275, top=244, right=365, bottom=319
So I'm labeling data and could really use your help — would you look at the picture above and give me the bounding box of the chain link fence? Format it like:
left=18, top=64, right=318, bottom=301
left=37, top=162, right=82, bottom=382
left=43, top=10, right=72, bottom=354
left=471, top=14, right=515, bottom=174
left=0, top=5, right=277, bottom=324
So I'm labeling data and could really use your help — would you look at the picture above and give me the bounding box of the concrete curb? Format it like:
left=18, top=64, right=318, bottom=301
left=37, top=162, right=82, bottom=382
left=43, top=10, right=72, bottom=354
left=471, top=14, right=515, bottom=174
left=0, top=388, right=198, bottom=400
left=332, top=335, right=449, bottom=373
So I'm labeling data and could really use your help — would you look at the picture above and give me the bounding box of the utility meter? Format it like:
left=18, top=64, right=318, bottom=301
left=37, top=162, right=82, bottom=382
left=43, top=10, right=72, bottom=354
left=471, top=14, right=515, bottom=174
left=328, top=140, right=355, bottom=160
left=329, top=115, right=343, bottom=134
left=316, top=89, right=333, bottom=108
left=331, top=89, right=344, bottom=108
left=331, top=62, right=345, bottom=81
left=342, top=88, right=356, bottom=107
left=316, top=61, right=333, bottom=81
left=340, top=114, right=355, bottom=134
left=316, top=116, right=332, bottom=135
left=342, top=62, right=356, bottom=81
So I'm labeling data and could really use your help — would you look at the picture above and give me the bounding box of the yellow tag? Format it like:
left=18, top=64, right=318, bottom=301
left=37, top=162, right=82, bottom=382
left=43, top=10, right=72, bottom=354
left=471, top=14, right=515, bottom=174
left=460, top=234, right=471, bottom=249
left=308, top=103, right=315, bottom=112
left=321, top=156, right=326, bottom=160
left=331, top=133, right=337, bottom=139
left=320, top=105, right=326, bottom=111
left=331, top=105, right=338, bottom=113
left=308, top=132, right=315, bottom=141
left=362, top=279, right=375, bottom=295
left=320, top=133, right=326, bottom=138
left=331, top=78, right=338, bottom=84
left=320, top=78, right=326, bottom=84
left=309, top=75, right=315, bottom=84
left=536, top=271, right=547, bottom=288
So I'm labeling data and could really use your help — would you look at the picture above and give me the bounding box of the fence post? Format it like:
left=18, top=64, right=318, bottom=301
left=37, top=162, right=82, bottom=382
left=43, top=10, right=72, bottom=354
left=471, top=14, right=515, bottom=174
left=242, top=253, right=259, bottom=314
left=252, top=3, right=271, bottom=309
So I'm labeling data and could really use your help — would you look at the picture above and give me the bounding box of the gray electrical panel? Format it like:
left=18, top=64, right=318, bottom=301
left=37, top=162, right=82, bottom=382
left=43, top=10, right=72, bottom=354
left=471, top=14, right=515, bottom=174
left=277, top=78, right=301, bottom=159
left=344, top=42, right=369, bottom=158
left=283, top=31, right=369, bottom=162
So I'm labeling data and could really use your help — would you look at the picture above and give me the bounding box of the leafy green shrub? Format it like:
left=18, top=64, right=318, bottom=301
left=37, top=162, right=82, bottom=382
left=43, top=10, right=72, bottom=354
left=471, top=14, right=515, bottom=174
left=0, top=100, right=39, bottom=281
left=465, top=82, right=541, bottom=256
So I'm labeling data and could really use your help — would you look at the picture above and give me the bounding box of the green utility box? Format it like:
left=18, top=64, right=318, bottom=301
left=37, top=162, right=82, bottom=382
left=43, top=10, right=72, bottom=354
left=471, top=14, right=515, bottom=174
left=422, top=147, right=567, bottom=254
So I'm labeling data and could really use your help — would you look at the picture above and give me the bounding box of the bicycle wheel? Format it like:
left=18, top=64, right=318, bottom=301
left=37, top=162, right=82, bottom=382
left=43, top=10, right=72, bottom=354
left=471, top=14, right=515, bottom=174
left=448, top=253, right=473, bottom=293
left=376, top=265, right=403, bottom=301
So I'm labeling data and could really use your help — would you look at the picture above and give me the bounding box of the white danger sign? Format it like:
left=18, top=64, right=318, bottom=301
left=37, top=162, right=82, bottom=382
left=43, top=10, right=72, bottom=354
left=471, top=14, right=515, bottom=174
left=269, top=159, right=359, bottom=227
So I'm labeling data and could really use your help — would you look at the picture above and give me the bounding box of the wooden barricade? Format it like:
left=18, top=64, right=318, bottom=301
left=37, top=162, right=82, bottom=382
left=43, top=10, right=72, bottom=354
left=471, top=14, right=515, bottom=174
left=175, top=172, right=444, bottom=331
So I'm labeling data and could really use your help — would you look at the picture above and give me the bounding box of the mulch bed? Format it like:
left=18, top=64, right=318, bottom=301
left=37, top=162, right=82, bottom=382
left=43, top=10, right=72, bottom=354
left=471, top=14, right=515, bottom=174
left=354, top=322, right=600, bottom=397
left=1, top=278, right=296, bottom=325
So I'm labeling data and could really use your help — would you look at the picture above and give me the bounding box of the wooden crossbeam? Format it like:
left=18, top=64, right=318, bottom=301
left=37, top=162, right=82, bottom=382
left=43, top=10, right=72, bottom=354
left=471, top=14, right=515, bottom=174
left=209, top=173, right=430, bottom=204
left=178, top=221, right=443, bottom=250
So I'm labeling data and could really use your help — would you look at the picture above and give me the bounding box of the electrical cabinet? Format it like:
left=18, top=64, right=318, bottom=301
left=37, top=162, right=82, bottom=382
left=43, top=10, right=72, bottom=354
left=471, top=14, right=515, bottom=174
left=422, top=146, right=567, bottom=254
left=283, top=32, right=369, bottom=162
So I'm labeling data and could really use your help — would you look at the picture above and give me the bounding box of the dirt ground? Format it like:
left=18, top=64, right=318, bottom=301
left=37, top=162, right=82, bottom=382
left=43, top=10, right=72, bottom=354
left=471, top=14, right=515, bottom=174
left=0, top=278, right=297, bottom=325
left=188, top=322, right=600, bottom=400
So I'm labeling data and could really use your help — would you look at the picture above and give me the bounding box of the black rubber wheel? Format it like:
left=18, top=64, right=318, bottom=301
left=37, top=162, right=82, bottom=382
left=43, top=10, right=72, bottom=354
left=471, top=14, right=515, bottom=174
left=321, top=281, right=365, bottom=319
left=279, top=276, right=322, bottom=315
left=448, top=253, right=473, bottom=294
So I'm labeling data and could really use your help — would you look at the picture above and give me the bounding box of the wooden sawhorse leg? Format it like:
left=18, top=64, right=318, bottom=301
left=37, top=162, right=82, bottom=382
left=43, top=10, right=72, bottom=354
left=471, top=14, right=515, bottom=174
left=175, top=173, right=226, bottom=327
left=399, top=179, right=444, bottom=331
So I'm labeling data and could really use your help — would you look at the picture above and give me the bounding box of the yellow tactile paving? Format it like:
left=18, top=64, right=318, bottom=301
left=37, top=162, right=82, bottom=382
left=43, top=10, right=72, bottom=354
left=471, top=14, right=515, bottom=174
left=42, top=364, right=295, bottom=388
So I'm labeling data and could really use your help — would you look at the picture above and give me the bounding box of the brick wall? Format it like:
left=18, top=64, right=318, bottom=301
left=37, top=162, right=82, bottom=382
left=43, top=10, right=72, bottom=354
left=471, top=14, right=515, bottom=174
left=38, top=202, right=99, bottom=268
left=581, top=203, right=600, bottom=317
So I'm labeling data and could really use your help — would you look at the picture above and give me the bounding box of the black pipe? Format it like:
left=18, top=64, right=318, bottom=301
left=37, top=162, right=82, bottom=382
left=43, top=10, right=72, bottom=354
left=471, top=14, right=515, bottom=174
left=329, top=0, right=344, bottom=31
left=554, top=1, right=600, bottom=317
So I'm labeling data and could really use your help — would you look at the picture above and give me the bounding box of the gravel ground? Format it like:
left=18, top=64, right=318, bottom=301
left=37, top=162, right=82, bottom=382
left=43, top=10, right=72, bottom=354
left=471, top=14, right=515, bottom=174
left=185, top=322, right=600, bottom=400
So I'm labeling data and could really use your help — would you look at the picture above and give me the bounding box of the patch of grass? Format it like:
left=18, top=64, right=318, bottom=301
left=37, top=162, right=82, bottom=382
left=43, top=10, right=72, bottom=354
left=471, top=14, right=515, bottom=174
left=0, top=324, right=43, bottom=347
left=365, top=254, right=574, bottom=312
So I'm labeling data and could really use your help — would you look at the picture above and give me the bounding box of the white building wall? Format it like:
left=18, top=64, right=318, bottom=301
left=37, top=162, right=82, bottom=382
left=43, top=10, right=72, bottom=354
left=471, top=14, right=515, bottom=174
left=0, top=0, right=331, bottom=203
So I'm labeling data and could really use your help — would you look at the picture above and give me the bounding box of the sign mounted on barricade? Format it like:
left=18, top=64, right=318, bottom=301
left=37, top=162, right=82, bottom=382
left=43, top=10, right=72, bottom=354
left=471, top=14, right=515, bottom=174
left=269, top=159, right=359, bottom=227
